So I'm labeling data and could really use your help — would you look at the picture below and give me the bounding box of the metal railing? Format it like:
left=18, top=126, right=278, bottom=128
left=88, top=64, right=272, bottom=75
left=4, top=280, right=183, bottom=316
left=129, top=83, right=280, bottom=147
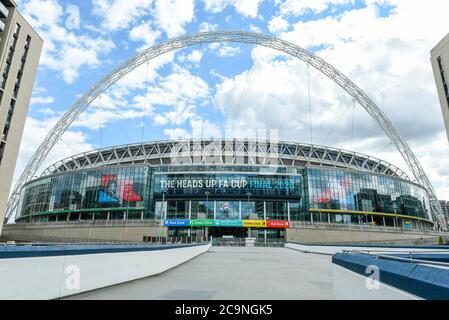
left=255, top=239, right=285, bottom=247
left=290, top=221, right=443, bottom=235
left=343, top=250, right=449, bottom=268
left=7, top=219, right=164, bottom=228
left=143, top=236, right=208, bottom=244
left=212, top=237, right=246, bottom=247
left=210, top=237, right=286, bottom=247
left=0, top=235, right=209, bottom=246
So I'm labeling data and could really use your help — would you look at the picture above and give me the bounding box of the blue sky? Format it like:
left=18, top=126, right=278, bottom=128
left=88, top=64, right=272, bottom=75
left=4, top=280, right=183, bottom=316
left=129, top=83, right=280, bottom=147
left=13, top=0, right=449, bottom=198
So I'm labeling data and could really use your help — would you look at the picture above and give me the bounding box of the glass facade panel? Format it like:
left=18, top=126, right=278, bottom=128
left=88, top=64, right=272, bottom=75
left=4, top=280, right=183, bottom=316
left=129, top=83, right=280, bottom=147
left=306, top=168, right=431, bottom=221
left=167, top=200, right=189, bottom=219
left=191, top=200, right=214, bottom=219
left=241, top=201, right=255, bottom=220
left=266, top=201, right=288, bottom=220
left=18, top=166, right=149, bottom=219
left=216, top=201, right=239, bottom=220
left=17, top=164, right=433, bottom=229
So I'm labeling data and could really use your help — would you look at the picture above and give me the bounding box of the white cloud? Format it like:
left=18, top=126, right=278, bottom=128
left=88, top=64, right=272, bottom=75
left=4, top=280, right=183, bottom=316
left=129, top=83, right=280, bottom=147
left=217, top=44, right=241, bottom=57
left=249, top=24, right=262, bottom=33
left=92, top=0, right=152, bottom=31
left=279, top=0, right=356, bottom=16
left=13, top=116, right=93, bottom=187
left=164, top=119, right=222, bottom=140
left=202, top=0, right=263, bottom=18
left=69, top=59, right=209, bottom=134
left=37, top=107, right=57, bottom=116
left=129, top=21, right=162, bottom=49
left=31, top=96, right=55, bottom=105
left=190, top=119, right=222, bottom=139
left=164, top=127, right=191, bottom=140
left=22, top=0, right=115, bottom=83
left=268, top=16, right=288, bottom=33
left=154, top=0, right=194, bottom=37
left=146, top=65, right=210, bottom=126
left=199, top=22, right=219, bottom=32
left=178, top=50, right=203, bottom=66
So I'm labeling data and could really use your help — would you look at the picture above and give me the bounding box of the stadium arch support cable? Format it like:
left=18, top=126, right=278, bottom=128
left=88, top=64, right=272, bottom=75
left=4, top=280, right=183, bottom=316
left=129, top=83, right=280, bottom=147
left=5, top=31, right=446, bottom=229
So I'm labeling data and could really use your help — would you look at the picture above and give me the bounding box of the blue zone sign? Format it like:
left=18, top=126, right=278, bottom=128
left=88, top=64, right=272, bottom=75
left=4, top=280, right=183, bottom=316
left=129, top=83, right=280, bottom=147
left=164, top=219, right=190, bottom=227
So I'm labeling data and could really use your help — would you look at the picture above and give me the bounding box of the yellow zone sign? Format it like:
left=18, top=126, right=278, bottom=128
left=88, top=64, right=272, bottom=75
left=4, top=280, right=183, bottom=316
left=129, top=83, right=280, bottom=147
left=242, top=220, right=267, bottom=228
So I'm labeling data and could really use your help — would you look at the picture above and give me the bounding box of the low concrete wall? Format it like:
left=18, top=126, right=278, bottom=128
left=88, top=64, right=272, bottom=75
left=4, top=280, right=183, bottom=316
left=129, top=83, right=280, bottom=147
left=0, top=243, right=211, bottom=300
left=332, top=252, right=449, bottom=300
left=286, top=242, right=449, bottom=255
left=333, top=264, right=420, bottom=300
left=3, top=221, right=448, bottom=244
left=286, top=226, right=448, bottom=245
left=1, top=220, right=168, bottom=243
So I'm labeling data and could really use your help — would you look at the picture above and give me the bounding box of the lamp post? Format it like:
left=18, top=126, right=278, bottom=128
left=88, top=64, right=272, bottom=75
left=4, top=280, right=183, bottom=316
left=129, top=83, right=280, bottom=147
left=205, top=191, right=211, bottom=219
left=246, top=192, right=252, bottom=219
left=204, top=191, right=211, bottom=240
left=246, top=192, right=252, bottom=238
left=160, top=191, right=166, bottom=242
left=161, top=191, right=166, bottom=219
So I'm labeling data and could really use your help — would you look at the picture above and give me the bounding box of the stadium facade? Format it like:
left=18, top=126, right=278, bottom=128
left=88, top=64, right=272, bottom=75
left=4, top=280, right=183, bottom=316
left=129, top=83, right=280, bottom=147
left=14, top=139, right=434, bottom=240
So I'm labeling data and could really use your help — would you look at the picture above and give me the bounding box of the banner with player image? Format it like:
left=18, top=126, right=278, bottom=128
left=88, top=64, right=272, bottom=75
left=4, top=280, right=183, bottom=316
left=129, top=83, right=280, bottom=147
left=98, top=174, right=143, bottom=203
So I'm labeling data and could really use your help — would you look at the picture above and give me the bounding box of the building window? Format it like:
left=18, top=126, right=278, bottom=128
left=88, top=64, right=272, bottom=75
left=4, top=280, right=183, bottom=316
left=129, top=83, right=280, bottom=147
left=1, top=24, right=20, bottom=90
left=12, top=83, right=19, bottom=98
left=13, top=24, right=20, bottom=39
left=0, top=141, right=5, bottom=165
left=2, top=99, right=16, bottom=141
left=437, top=56, right=449, bottom=108
left=12, top=35, right=31, bottom=98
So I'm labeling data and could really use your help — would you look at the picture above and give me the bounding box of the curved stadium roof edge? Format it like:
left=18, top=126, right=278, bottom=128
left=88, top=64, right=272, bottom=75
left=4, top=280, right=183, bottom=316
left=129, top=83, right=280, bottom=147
left=41, top=139, right=411, bottom=181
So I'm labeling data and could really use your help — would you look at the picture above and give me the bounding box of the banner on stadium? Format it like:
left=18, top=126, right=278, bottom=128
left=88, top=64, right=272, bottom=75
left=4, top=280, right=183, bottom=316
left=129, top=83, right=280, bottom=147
left=164, top=219, right=289, bottom=229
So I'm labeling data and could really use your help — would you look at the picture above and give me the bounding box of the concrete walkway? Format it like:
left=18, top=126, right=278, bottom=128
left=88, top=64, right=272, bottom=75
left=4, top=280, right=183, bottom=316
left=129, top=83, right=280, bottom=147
left=67, top=247, right=334, bottom=300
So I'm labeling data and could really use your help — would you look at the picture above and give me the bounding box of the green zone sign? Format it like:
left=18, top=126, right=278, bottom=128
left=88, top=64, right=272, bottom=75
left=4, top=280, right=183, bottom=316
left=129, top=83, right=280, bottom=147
left=190, top=219, right=215, bottom=227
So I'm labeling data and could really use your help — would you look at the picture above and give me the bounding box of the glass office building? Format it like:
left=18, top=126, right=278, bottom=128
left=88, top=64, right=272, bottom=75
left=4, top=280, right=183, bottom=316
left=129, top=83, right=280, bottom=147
left=15, top=140, right=434, bottom=234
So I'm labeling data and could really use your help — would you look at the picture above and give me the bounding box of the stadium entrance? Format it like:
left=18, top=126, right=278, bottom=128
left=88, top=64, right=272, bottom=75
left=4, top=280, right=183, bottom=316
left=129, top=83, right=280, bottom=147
left=209, top=227, right=248, bottom=238
left=167, top=226, right=287, bottom=240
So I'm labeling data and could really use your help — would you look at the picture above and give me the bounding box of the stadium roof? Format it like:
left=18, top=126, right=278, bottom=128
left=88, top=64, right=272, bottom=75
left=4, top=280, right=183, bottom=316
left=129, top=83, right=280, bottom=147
left=41, top=139, right=410, bottom=181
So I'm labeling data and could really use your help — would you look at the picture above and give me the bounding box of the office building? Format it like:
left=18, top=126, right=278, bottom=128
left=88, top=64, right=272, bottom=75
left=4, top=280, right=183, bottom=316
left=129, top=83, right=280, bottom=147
left=0, top=0, right=43, bottom=234
left=431, top=33, right=449, bottom=142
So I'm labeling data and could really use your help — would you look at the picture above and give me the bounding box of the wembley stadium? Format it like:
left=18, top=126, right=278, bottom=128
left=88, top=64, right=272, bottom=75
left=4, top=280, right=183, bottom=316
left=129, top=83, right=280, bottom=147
left=13, top=139, right=434, bottom=241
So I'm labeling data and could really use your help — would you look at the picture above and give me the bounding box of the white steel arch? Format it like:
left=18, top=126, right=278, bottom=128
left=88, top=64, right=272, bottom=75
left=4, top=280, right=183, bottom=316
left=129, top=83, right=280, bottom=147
left=5, top=31, right=446, bottom=228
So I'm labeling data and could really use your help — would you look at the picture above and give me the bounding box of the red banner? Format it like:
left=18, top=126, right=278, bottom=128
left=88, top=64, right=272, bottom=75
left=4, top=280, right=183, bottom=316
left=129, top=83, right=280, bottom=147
left=266, top=220, right=289, bottom=229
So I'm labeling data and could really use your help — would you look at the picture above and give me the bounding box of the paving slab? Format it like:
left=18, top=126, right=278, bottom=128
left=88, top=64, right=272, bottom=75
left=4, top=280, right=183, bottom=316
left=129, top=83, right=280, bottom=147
left=66, top=247, right=334, bottom=300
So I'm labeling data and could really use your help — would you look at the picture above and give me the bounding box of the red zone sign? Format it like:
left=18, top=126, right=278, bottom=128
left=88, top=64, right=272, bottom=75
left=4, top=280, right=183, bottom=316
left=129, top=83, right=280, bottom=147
left=266, top=220, right=290, bottom=229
